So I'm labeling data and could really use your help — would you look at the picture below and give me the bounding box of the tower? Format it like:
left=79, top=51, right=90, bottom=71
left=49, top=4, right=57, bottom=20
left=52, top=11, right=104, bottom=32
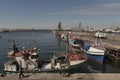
left=58, top=22, right=62, bottom=30
left=78, top=22, right=81, bottom=30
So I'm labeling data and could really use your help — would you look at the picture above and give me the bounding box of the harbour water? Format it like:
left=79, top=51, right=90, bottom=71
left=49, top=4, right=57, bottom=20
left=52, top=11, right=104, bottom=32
left=0, top=30, right=120, bottom=73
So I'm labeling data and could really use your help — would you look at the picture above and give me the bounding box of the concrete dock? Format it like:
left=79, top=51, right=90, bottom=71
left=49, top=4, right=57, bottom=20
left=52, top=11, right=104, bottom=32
left=0, top=73, right=120, bottom=80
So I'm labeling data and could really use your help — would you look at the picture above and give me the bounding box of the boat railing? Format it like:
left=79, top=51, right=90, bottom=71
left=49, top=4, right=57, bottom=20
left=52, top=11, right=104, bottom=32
left=4, top=60, right=18, bottom=72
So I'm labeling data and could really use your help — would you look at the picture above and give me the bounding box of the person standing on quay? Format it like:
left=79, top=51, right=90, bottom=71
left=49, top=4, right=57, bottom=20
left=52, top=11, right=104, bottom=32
left=18, top=59, right=25, bottom=79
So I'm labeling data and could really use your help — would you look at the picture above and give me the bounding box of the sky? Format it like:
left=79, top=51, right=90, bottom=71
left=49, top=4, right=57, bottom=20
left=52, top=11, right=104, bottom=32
left=0, top=0, right=120, bottom=29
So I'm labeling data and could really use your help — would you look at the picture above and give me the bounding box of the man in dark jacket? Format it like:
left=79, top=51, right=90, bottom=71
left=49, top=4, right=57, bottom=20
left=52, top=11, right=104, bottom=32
left=19, top=61, right=25, bottom=79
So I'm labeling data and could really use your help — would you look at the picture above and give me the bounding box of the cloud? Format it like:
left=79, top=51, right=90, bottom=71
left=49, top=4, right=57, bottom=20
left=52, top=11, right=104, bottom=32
left=44, top=2, right=120, bottom=16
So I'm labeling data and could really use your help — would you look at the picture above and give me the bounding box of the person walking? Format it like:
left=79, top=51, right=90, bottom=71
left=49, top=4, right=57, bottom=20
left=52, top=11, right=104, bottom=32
left=19, top=67, right=24, bottom=79
left=18, top=60, right=25, bottom=79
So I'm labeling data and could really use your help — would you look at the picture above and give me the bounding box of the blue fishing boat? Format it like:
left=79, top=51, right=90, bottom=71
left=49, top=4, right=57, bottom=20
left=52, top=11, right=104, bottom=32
left=83, top=41, right=105, bottom=63
left=86, top=45, right=105, bottom=63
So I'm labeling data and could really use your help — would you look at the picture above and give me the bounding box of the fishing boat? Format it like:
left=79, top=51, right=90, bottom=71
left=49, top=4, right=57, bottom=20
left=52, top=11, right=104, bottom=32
left=83, top=38, right=106, bottom=63
left=86, top=45, right=105, bottom=63
left=4, top=49, right=87, bottom=73
left=61, top=34, right=67, bottom=42
left=5, top=46, right=39, bottom=71
left=39, top=52, right=86, bottom=73
left=69, top=36, right=84, bottom=50
left=94, top=31, right=107, bottom=39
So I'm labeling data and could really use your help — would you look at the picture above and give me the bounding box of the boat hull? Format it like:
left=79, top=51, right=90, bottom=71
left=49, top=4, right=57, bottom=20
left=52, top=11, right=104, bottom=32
left=67, top=60, right=86, bottom=73
left=86, top=54, right=104, bottom=63
left=71, top=45, right=81, bottom=50
left=34, top=60, right=86, bottom=74
left=4, top=60, right=86, bottom=74
left=85, top=46, right=105, bottom=63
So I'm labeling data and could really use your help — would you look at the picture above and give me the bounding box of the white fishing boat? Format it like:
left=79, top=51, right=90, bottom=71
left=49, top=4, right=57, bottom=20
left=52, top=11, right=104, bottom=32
left=61, top=34, right=67, bottom=42
left=94, top=31, right=107, bottom=39
left=5, top=47, right=39, bottom=72
left=4, top=50, right=87, bottom=73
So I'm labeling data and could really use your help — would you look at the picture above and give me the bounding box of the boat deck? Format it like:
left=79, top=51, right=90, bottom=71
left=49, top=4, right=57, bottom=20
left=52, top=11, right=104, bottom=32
left=0, top=73, right=120, bottom=80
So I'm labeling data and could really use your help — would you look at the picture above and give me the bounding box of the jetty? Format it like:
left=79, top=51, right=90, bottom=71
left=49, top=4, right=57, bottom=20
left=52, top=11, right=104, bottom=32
left=53, top=28, right=120, bottom=61
left=0, top=73, right=120, bottom=80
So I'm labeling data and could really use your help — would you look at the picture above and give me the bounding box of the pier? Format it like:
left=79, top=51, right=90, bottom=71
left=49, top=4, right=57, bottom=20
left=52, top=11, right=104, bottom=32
left=54, top=30, right=120, bottom=61
left=1, top=73, right=120, bottom=80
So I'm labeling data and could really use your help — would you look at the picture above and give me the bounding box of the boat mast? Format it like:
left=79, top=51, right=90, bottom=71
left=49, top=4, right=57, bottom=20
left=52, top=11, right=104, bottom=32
left=66, top=31, right=69, bottom=53
left=96, top=31, right=99, bottom=45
